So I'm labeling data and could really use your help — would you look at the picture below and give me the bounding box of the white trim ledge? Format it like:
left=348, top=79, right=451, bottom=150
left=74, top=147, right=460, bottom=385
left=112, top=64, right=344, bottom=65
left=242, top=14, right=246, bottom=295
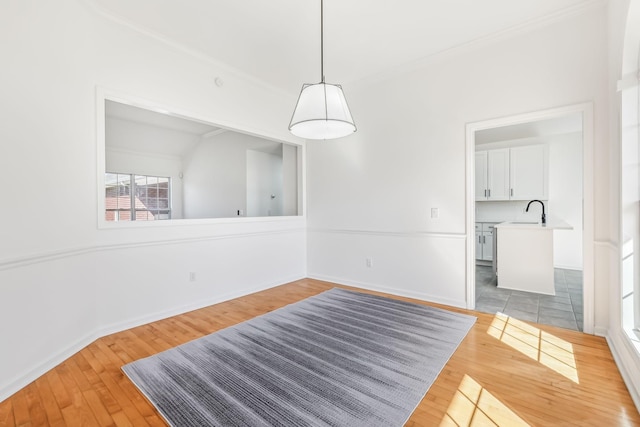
left=307, top=228, right=467, bottom=240
left=0, top=227, right=306, bottom=272
left=594, top=240, right=619, bottom=251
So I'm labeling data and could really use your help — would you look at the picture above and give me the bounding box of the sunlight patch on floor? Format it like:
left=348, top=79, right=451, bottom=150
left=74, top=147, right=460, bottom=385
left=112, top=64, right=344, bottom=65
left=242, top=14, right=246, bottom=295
left=487, top=312, right=579, bottom=383
left=440, top=374, right=530, bottom=426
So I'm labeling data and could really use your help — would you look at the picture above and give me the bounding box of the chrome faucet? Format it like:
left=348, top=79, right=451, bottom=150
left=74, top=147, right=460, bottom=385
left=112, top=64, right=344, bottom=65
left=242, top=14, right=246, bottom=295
left=526, top=200, right=546, bottom=225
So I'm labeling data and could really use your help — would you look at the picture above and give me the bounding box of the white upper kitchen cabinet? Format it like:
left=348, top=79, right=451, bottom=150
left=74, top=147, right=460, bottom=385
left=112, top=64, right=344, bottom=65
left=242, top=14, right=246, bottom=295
left=476, top=144, right=547, bottom=201
left=475, top=152, right=488, bottom=201
left=509, top=145, right=547, bottom=200
left=476, top=148, right=510, bottom=201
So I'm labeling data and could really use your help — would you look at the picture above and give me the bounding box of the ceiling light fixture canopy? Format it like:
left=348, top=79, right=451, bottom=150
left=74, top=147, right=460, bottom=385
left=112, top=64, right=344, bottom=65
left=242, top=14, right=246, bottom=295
left=289, top=0, right=356, bottom=140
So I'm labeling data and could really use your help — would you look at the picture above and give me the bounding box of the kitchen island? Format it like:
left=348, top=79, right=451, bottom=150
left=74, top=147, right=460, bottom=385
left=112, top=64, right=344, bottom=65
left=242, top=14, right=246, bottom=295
left=494, top=220, right=573, bottom=295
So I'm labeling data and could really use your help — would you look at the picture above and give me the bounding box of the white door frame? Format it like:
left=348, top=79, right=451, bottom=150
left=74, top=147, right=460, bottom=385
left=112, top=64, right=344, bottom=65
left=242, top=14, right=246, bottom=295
left=465, top=103, right=595, bottom=334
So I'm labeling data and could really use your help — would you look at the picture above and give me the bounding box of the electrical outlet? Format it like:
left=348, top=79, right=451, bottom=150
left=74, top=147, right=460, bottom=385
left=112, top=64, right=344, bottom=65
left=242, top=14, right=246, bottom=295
left=189, top=272, right=196, bottom=282
left=366, top=258, right=373, bottom=268
left=431, top=208, right=439, bottom=219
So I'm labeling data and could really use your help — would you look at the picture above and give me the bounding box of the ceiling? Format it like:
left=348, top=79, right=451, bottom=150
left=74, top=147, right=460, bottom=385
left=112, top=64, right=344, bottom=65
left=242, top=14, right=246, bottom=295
left=89, top=0, right=595, bottom=94
left=475, top=113, right=583, bottom=145
left=106, top=100, right=220, bottom=136
left=106, top=100, right=284, bottom=157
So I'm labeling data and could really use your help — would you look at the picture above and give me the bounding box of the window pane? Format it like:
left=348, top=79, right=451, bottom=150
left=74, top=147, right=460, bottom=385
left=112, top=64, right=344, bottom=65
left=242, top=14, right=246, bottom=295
left=135, top=210, right=154, bottom=221
left=119, top=210, right=132, bottom=221
left=106, top=173, right=170, bottom=222
left=105, top=174, right=131, bottom=215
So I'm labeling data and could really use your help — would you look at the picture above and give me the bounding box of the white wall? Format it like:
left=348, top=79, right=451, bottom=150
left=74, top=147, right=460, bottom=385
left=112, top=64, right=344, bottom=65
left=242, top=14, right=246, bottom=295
left=246, top=150, right=283, bottom=217
left=182, top=132, right=294, bottom=219
left=0, top=0, right=305, bottom=401
left=307, top=6, right=608, bottom=313
left=282, top=144, right=299, bottom=216
left=183, top=133, right=249, bottom=218
left=548, top=132, right=583, bottom=269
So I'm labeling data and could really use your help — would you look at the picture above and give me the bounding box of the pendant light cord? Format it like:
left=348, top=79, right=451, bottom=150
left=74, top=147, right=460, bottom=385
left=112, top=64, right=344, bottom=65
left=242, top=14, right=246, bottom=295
left=320, top=0, right=324, bottom=83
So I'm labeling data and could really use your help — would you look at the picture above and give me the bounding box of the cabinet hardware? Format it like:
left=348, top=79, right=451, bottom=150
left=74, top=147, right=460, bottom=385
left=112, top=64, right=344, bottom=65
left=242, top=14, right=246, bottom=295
left=488, top=189, right=491, bottom=197
left=510, top=188, right=513, bottom=197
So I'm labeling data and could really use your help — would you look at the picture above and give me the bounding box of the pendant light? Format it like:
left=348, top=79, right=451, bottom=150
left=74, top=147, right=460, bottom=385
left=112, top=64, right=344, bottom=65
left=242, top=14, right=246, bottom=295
left=288, top=0, right=356, bottom=140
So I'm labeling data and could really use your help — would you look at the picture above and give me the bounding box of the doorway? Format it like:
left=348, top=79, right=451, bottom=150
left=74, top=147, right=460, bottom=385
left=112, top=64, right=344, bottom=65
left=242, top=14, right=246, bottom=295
left=466, top=104, right=594, bottom=334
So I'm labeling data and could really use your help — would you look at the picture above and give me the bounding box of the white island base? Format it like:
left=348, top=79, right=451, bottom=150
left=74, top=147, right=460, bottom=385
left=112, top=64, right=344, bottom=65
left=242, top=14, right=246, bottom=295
left=496, top=226, right=556, bottom=295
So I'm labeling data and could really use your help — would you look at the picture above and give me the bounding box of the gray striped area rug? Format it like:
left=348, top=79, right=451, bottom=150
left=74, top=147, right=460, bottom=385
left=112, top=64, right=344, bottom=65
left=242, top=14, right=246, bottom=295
left=122, top=288, right=476, bottom=426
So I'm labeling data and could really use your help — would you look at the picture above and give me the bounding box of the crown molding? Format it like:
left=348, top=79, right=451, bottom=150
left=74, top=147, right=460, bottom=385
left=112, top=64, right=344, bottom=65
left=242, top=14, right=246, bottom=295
left=202, top=128, right=228, bottom=139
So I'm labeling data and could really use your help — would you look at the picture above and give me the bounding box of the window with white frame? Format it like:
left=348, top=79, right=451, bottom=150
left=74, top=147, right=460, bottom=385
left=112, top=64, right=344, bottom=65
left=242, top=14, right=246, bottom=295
left=620, top=45, right=640, bottom=345
left=105, top=173, right=171, bottom=221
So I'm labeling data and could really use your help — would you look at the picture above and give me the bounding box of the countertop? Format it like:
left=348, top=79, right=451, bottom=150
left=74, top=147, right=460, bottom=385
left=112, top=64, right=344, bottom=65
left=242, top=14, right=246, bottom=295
left=494, top=220, right=573, bottom=230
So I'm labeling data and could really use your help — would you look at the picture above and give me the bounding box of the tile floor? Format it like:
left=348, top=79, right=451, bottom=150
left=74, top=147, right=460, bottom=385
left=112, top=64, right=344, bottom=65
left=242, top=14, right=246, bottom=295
left=476, top=265, right=584, bottom=331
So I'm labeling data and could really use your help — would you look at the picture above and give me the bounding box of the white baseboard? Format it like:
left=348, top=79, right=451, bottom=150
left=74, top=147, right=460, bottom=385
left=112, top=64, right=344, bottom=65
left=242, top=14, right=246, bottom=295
left=308, top=273, right=467, bottom=309
left=0, top=274, right=304, bottom=403
left=0, top=330, right=100, bottom=403
left=593, top=326, right=608, bottom=337
left=605, top=329, right=640, bottom=413
left=96, top=274, right=304, bottom=338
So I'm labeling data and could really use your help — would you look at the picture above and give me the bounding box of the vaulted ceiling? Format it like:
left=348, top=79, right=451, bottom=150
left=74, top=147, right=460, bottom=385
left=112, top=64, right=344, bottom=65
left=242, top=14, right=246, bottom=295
left=89, top=0, right=595, bottom=94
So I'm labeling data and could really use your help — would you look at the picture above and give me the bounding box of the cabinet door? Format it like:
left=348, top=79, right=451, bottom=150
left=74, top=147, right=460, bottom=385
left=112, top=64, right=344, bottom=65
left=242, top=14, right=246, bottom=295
left=487, top=148, right=510, bottom=200
left=483, top=229, right=494, bottom=261
left=475, top=152, right=488, bottom=201
left=475, top=231, right=483, bottom=260
left=510, top=145, right=546, bottom=200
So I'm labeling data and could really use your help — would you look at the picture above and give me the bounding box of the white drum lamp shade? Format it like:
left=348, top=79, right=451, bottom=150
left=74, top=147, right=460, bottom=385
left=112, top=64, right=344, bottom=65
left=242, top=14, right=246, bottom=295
left=289, top=82, right=356, bottom=140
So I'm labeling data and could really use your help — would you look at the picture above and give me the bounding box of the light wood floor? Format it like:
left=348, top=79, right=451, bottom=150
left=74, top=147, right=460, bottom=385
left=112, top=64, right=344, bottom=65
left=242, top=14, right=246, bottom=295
left=1, top=278, right=639, bottom=426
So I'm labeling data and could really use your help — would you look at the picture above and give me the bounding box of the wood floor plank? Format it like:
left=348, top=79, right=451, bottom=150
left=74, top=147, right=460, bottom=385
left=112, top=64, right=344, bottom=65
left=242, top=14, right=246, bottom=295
left=93, top=371, right=148, bottom=427
left=34, top=377, right=65, bottom=427
left=23, top=383, right=48, bottom=427
left=59, top=399, right=98, bottom=427
left=0, top=399, right=15, bottom=427
left=83, top=390, right=114, bottom=427
left=11, top=390, right=31, bottom=427
left=0, top=278, right=638, bottom=426
left=108, top=411, right=131, bottom=427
